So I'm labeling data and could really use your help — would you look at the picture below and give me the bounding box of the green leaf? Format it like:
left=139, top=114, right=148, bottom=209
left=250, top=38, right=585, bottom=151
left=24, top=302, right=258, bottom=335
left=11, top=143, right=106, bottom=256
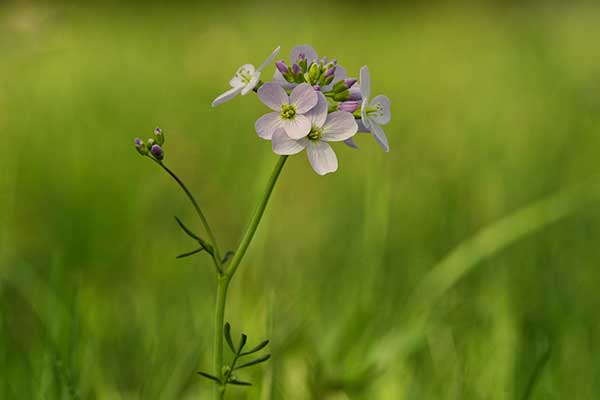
left=234, top=354, right=271, bottom=370
left=224, top=323, right=236, bottom=354
left=221, top=251, right=235, bottom=264
left=241, top=340, right=269, bottom=356
left=174, top=216, right=201, bottom=241
left=176, top=247, right=204, bottom=259
left=197, top=371, right=221, bottom=384
left=227, top=378, right=252, bottom=386
left=237, top=334, right=248, bottom=354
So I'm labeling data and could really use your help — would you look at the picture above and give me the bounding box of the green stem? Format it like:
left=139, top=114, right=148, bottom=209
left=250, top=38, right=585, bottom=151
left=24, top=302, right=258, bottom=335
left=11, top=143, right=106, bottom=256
left=214, top=275, right=230, bottom=399
left=225, top=155, right=288, bottom=279
left=152, top=158, right=223, bottom=269
left=212, top=155, right=287, bottom=399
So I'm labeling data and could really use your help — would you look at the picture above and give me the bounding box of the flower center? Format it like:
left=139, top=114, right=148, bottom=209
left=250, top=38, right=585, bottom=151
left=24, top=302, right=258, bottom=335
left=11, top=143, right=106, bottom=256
left=307, top=126, right=322, bottom=141
left=280, top=104, right=297, bottom=120
left=236, top=67, right=253, bottom=84
left=367, top=102, right=385, bottom=117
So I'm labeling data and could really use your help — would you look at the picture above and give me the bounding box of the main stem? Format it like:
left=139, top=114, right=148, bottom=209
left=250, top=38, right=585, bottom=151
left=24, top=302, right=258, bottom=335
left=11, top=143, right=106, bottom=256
left=213, top=155, right=288, bottom=399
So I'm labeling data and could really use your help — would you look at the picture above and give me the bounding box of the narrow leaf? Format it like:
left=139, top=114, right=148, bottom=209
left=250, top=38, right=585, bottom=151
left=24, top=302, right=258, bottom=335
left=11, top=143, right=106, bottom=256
left=227, top=378, right=252, bottom=386
left=176, top=248, right=204, bottom=259
left=221, top=251, right=235, bottom=264
left=241, top=340, right=269, bottom=356
left=174, top=216, right=200, bottom=240
left=237, top=334, right=248, bottom=354
left=234, top=354, right=271, bottom=370
left=197, top=371, right=221, bottom=384
left=224, top=323, right=236, bottom=354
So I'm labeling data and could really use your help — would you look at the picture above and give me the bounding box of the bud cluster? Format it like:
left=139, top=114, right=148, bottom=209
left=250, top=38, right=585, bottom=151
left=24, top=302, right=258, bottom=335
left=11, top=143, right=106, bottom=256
left=276, top=55, right=339, bottom=89
left=134, top=127, right=165, bottom=160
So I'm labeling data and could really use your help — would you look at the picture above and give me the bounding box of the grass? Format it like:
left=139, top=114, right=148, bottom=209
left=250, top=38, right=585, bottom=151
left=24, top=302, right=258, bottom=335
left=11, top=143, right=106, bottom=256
left=1, top=1, right=600, bottom=399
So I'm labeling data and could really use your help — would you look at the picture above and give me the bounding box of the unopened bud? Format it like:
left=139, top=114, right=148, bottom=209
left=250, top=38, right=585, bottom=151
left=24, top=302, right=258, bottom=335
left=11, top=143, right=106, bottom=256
left=154, top=127, right=164, bottom=145
left=150, top=144, right=164, bottom=160
left=134, top=137, right=147, bottom=155
left=308, top=63, right=320, bottom=85
left=338, top=100, right=361, bottom=113
left=275, top=60, right=289, bottom=75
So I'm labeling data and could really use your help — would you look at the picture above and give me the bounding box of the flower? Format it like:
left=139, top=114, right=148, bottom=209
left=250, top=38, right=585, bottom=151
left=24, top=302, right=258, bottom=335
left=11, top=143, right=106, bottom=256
left=255, top=83, right=318, bottom=140
left=272, top=92, right=357, bottom=175
left=211, top=46, right=281, bottom=107
left=359, top=66, right=391, bottom=152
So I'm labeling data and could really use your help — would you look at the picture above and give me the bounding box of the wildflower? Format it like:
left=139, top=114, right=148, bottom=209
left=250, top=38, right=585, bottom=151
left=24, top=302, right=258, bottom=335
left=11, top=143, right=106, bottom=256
left=255, top=83, right=318, bottom=140
left=212, top=46, right=281, bottom=107
left=271, top=92, right=357, bottom=175
left=359, top=66, right=391, bottom=152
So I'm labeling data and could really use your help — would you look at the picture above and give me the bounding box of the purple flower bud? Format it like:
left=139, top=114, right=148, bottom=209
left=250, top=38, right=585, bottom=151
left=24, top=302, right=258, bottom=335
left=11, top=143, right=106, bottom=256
left=154, top=127, right=162, bottom=135
left=321, top=56, right=328, bottom=64
left=325, top=68, right=335, bottom=78
left=313, top=85, right=321, bottom=91
left=297, top=53, right=306, bottom=61
left=344, top=78, right=357, bottom=88
left=348, top=85, right=362, bottom=101
left=134, top=137, right=144, bottom=148
left=292, top=63, right=301, bottom=75
left=150, top=144, right=164, bottom=160
left=338, top=101, right=361, bottom=113
left=275, top=60, right=289, bottom=74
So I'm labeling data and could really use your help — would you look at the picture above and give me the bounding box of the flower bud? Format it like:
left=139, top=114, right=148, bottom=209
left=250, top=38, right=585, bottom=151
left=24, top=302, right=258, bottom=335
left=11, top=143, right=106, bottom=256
left=292, top=63, right=301, bottom=75
left=134, top=137, right=147, bottom=155
left=154, top=127, right=164, bottom=145
left=313, top=85, right=321, bottom=91
left=150, top=144, right=164, bottom=160
left=348, top=85, right=362, bottom=101
left=297, top=53, right=308, bottom=72
left=338, top=100, right=361, bottom=113
left=308, top=62, right=320, bottom=85
left=344, top=78, right=357, bottom=89
left=275, top=60, right=289, bottom=75
left=146, top=138, right=155, bottom=150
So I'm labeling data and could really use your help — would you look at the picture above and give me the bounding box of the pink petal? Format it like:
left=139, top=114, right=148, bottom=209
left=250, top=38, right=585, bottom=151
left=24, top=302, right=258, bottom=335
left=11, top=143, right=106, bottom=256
left=272, top=129, right=306, bottom=155
left=255, top=112, right=282, bottom=140
left=306, top=141, right=338, bottom=176
left=290, top=83, right=317, bottom=114
left=282, top=114, right=311, bottom=139
left=258, top=83, right=289, bottom=111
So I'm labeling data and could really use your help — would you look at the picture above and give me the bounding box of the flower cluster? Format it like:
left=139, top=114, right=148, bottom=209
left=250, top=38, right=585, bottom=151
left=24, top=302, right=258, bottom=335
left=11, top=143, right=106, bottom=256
left=134, top=127, right=166, bottom=160
left=213, top=45, right=391, bottom=175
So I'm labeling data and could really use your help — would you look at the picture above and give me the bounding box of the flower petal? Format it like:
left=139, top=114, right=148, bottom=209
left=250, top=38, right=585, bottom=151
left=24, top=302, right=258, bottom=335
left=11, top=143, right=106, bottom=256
left=321, top=111, right=358, bottom=142
left=257, top=46, right=281, bottom=72
left=304, top=92, right=328, bottom=128
left=212, top=86, right=243, bottom=107
left=356, top=119, right=369, bottom=132
left=290, top=83, right=317, bottom=114
left=229, top=64, right=255, bottom=87
left=306, top=140, right=338, bottom=176
left=344, top=137, right=359, bottom=149
left=361, top=99, right=370, bottom=129
left=359, top=65, right=371, bottom=101
left=282, top=114, right=312, bottom=139
left=255, top=112, right=282, bottom=140
left=258, top=83, right=289, bottom=111
left=290, top=45, right=319, bottom=64
left=370, top=122, right=390, bottom=152
left=241, top=73, right=260, bottom=95
left=272, top=129, right=306, bottom=155
left=370, top=94, right=391, bottom=125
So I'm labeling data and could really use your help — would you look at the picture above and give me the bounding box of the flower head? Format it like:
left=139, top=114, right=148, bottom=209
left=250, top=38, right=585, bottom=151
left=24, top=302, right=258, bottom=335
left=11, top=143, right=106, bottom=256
left=212, top=46, right=281, bottom=107
left=150, top=144, right=164, bottom=160
left=359, top=66, right=391, bottom=152
left=272, top=92, right=357, bottom=175
left=255, top=83, right=318, bottom=140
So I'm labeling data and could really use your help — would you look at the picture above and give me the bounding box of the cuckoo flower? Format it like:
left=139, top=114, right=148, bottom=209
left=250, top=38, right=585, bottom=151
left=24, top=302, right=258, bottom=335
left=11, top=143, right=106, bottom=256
left=359, top=66, right=391, bottom=152
left=211, top=46, right=280, bottom=107
left=255, top=83, right=318, bottom=140
left=272, top=92, right=357, bottom=175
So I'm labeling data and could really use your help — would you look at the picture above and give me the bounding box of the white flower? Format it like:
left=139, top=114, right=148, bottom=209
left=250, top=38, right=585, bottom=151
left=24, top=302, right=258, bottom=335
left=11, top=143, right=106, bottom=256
left=255, top=83, right=318, bottom=140
left=211, top=46, right=280, bottom=107
left=272, top=92, right=357, bottom=176
left=359, top=66, right=391, bottom=152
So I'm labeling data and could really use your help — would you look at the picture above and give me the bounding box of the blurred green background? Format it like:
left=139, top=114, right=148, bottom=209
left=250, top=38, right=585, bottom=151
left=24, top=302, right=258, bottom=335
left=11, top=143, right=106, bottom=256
left=2, top=1, right=600, bottom=399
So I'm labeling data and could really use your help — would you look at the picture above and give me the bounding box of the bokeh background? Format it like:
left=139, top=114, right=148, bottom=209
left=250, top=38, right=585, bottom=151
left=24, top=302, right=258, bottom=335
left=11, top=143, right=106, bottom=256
left=2, top=1, right=600, bottom=399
